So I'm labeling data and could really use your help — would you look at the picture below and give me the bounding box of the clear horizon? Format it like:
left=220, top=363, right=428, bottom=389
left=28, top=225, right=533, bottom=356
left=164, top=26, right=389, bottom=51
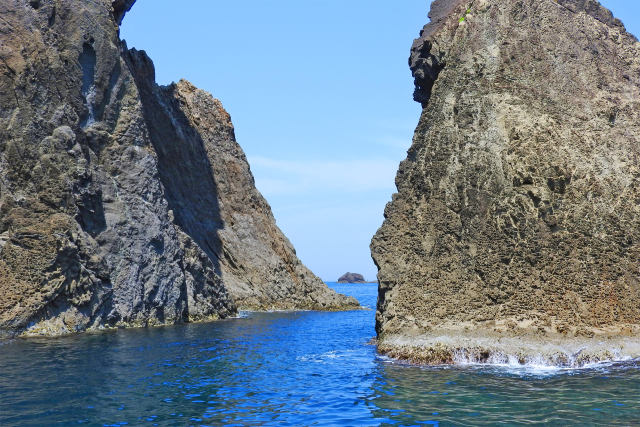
left=122, top=0, right=639, bottom=282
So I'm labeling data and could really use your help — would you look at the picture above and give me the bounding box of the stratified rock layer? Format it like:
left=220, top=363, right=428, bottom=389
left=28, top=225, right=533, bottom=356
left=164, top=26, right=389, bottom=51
left=0, top=0, right=356, bottom=337
left=371, top=0, right=640, bottom=366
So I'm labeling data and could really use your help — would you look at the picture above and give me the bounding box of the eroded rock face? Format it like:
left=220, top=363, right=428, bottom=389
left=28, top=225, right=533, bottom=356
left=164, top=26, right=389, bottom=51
left=371, top=0, right=640, bottom=365
left=0, top=0, right=356, bottom=337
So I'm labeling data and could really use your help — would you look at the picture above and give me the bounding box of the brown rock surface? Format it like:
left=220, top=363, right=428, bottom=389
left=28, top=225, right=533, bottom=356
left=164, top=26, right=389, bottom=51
left=371, top=0, right=640, bottom=366
left=0, top=0, right=356, bottom=337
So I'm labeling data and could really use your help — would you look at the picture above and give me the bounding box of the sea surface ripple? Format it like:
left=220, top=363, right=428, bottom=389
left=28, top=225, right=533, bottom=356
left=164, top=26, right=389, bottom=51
left=0, top=283, right=638, bottom=426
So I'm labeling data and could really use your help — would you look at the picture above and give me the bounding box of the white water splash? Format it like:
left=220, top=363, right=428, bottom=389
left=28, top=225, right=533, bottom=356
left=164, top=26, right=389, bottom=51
left=383, top=333, right=640, bottom=374
left=298, top=349, right=361, bottom=364
left=450, top=349, right=637, bottom=376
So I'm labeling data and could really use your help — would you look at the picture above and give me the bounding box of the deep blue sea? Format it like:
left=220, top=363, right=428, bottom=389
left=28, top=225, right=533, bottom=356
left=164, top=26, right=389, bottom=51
left=1, top=283, right=639, bottom=426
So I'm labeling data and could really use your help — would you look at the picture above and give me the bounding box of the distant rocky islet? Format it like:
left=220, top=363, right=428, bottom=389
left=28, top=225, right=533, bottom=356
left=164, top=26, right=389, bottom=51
left=337, top=273, right=376, bottom=284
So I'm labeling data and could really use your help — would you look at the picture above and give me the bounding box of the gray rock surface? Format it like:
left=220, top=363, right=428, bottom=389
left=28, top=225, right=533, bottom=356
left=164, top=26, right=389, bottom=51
left=371, top=0, right=640, bottom=365
left=0, top=0, right=356, bottom=337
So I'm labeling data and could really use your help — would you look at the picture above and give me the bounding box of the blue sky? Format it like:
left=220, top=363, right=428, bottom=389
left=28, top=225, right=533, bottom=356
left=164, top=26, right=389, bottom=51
left=122, top=1, right=639, bottom=282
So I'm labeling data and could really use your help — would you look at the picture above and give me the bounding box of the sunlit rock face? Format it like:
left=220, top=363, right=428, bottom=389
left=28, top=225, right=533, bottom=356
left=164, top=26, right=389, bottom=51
left=0, top=0, right=357, bottom=337
left=371, top=0, right=640, bottom=366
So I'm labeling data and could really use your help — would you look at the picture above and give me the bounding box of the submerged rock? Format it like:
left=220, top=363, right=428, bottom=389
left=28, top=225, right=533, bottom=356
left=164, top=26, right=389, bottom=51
left=0, top=0, right=357, bottom=337
left=338, top=272, right=366, bottom=283
left=371, top=0, right=640, bottom=366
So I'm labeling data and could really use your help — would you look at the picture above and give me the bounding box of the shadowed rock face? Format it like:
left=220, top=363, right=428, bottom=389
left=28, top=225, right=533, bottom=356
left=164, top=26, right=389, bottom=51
left=0, top=0, right=356, bottom=337
left=371, top=0, right=640, bottom=365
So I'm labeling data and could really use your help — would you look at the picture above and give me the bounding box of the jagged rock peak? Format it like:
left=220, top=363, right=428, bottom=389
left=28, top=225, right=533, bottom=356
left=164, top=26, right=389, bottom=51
left=372, top=0, right=640, bottom=366
left=410, top=0, right=636, bottom=105
left=0, top=0, right=357, bottom=337
left=112, top=0, right=136, bottom=25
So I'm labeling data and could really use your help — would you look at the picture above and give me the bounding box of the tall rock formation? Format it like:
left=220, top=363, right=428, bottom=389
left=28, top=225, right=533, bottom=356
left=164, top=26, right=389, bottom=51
left=0, top=0, right=356, bottom=337
left=371, top=0, right=640, bottom=365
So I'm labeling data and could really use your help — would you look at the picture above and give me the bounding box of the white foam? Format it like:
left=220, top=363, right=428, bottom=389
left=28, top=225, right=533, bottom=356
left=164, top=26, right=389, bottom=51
left=382, top=333, right=640, bottom=373
left=234, top=311, right=250, bottom=319
left=450, top=350, right=637, bottom=376
left=298, top=349, right=361, bottom=363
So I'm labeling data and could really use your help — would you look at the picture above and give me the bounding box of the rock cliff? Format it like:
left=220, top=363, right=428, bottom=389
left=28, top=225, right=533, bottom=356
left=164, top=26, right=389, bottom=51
left=371, top=0, right=640, bottom=365
left=0, top=0, right=357, bottom=337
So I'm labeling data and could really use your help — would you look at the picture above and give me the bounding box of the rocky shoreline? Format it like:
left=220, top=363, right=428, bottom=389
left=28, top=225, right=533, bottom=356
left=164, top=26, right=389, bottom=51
left=378, top=327, right=640, bottom=367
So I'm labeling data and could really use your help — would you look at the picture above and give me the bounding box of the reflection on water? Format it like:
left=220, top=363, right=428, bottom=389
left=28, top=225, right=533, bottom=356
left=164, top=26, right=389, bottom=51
left=0, top=283, right=638, bottom=426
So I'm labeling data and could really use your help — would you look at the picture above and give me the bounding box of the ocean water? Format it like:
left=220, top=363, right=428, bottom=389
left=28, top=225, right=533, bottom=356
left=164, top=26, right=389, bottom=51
left=0, top=283, right=639, bottom=426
